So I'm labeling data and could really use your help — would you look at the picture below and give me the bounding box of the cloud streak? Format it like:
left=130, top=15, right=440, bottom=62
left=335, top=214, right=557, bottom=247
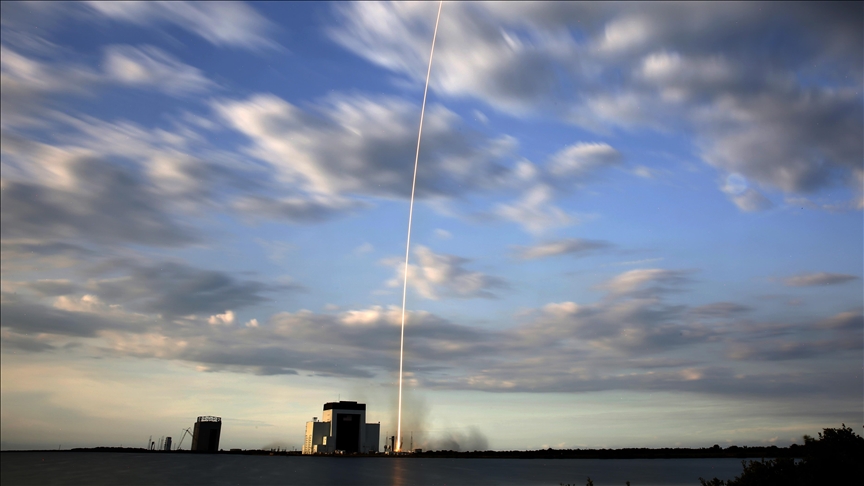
left=783, top=272, right=859, bottom=287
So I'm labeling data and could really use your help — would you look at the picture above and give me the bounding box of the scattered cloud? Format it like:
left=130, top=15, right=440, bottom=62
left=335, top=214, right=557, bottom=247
left=689, top=302, right=751, bottom=319
left=232, top=194, right=366, bottom=224
left=513, top=238, right=612, bottom=260
left=102, top=45, right=217, bottom=95
left=85, top=1, right=278, bottom=50
left=494, top=184, right=572, bottom=234
left=353, top=243, right=375, bottom=255
left=84, top=260, right=286, bottom=317
left=0, top=153, right=196, bottom=247
left=386, top=246, right=508, bottom=300
left=331, top=2, right=863, bottom=208
left=782, top=272, right=859, bottom=287
left=817, top=310, right=863, bottom=330
left=547, top=142, right=622, bottom=180
left=208, top=310, right=236, bottom=326
left=597, top=268, right=693, bottom=296
left=434, top=229, right=452, bottom=240
left=214, top=93, right=515, bottom=200
left=721, top=174, right=773, bottom=212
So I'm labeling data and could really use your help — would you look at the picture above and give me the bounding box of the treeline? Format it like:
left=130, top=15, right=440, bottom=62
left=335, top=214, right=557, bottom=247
left=699, top=425, right=863, bottom=485
left=412, top=445, right=799, bottom=459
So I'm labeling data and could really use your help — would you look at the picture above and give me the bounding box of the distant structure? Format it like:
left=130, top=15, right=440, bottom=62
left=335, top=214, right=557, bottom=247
left=302, top=401, right=380, bottom=454
left=191, top=416, right=222, bottom=452
left=164, top=437, right=172, bottom=451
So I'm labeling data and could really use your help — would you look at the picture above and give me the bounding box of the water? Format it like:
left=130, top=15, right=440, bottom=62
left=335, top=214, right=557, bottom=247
left=1, top=452, right=744, bottom=486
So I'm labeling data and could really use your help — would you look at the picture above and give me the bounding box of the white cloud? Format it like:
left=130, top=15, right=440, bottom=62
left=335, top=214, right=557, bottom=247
left=495, top=184, right=572, bottom=234
left=54, top=294, right=112, bottom=313
left=513, top=238, right=612, bottom=260
left=598, top=268, right=692, bottom=296
left=353, top=242, right=374, bottom=255
left=547, top=142, right=622, bottom=179
left=0, top=46, right=97, bottom=127
left=729, top=188, right=773, bottom=212
left=386, top=246, right=507, bottom=300
left=208, top=310, right=236, bottom=325
left=330, top=2, right=575, bottom=114
left=86, top=1, right=277, bottom=50
left=434, top=229, right=452, bottom=240
left=103, top=45, right=216, bottom=95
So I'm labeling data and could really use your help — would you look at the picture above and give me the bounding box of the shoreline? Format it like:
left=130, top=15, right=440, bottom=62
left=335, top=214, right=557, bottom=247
left=0, top=445, right=802, bottom=459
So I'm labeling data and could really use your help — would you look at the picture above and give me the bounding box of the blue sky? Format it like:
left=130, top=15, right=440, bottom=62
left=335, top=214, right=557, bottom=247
left=1, top=1, right=861, bottom=452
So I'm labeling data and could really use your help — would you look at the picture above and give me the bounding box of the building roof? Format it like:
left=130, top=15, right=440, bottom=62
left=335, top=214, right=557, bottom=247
left=323, top=401, right=366, bottom=411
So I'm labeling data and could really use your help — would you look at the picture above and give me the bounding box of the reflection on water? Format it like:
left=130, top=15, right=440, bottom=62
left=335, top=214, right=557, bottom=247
left=1, top=452, right=744, bottom=486
left=390, top=457, right=406, bottom=486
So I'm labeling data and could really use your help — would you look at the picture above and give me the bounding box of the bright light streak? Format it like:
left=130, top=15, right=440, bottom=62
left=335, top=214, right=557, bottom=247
left=397, top=0, right=443, bottom=453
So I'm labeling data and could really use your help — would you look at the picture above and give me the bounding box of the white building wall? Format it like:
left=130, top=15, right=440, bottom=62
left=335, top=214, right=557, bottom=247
left=302, top=420, right=332, bottom=455
left=363, top=423, right=380, bottom=453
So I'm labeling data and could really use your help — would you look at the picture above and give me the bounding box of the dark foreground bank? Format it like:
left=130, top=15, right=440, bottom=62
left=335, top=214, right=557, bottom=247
left=0, top=453, right=744, bottom=486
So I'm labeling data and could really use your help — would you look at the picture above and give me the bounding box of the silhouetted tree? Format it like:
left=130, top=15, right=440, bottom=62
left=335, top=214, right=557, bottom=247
left=698, top=425, right=864, bottom=485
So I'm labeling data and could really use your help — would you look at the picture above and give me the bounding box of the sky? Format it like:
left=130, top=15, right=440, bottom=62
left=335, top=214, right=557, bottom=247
left=1, top=1, right=862, bottom=452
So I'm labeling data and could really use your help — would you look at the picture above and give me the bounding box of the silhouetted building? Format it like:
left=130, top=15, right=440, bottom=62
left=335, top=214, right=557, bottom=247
left=191, top=416, right=222, bottom=452
left=302, top=401, right=379, bottom=454
left=164, top=437, right=172, bottom=451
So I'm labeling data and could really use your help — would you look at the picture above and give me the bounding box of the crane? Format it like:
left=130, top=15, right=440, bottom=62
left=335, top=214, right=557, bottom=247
left=176, top=428, right=193, bottom=450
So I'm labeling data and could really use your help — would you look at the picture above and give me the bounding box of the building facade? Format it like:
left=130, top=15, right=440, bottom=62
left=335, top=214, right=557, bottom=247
left=302, top=401, right=380, bottom=454
left=191, top=416, right=222, bottom=452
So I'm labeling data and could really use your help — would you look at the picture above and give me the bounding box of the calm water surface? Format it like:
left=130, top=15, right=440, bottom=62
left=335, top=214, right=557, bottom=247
left=1, top=452, right=744, bottom=486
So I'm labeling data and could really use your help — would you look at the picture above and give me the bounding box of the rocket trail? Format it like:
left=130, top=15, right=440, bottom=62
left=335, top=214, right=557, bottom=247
left=397, top=0, right=443, bottom=453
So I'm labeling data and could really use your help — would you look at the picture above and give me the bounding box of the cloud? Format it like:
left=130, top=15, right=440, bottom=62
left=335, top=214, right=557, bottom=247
left=84, top=260, right=285, bottom=317
left=494, top=184, right=572, bottom=234
left=22, top=279, right=78, bottom=297
left=208, top=310, right=236, bottom=326
left=214, top=93, right=514, bottom=200
left=0, top=330, right=57, bottom=353
left=1, top=154, right=196, bottom=247
left=103, top=45, right=216, bottom=95
left=513, top=238, right=612, bottom=260
left=434, top=229, right=452, bottom=240
left=331, top=2, right=863, bottom=207
left=4, top=270, right=858, bottom=401
left=817, top=310, right=863, bottom=330
left=0, top=295, right=147, bottom=338
left=720, top=173, right=770, bottom=211
left=85, top=1, right=277, bottom=50
left=353, top=243, right=374, bottom=255
left=689, top=302, right=751, bottom=319
left=597, top=268, right=693, bottom=296
left=329, top=2, right=573, bottom=114
left=782, top=272, right=859, bottom=287
left=232, top=194, right=366, bottom=224
left=386, top=246, right=508, bottom=300
left=547, top=142, right=622, bottom=179
left=0, top=46, right=97, bottom=127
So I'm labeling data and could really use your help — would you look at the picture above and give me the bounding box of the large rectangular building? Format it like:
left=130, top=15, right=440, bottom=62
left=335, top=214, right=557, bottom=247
left=302, top=401, right=380, bottom=454
left=191, top=416, right=222, bottom=452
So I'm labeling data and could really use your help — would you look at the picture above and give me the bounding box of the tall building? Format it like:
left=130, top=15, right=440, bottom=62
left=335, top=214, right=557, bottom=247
left=302, top=401, right=380, bottom=454
left=164, top=437, right=172, bottom=451
left=191, top=416, right=222, bottom=452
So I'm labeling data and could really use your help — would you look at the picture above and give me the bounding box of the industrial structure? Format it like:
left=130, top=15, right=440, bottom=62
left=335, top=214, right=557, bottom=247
left=302, top=401, right=380, bottom=454
left=163, top=437, right=172, bottom=451
left=191, top=416, right=222, bottom=452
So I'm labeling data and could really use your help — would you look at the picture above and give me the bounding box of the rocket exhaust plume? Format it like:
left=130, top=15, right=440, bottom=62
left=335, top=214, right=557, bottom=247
left=397, top=0, right=443, bottom=453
